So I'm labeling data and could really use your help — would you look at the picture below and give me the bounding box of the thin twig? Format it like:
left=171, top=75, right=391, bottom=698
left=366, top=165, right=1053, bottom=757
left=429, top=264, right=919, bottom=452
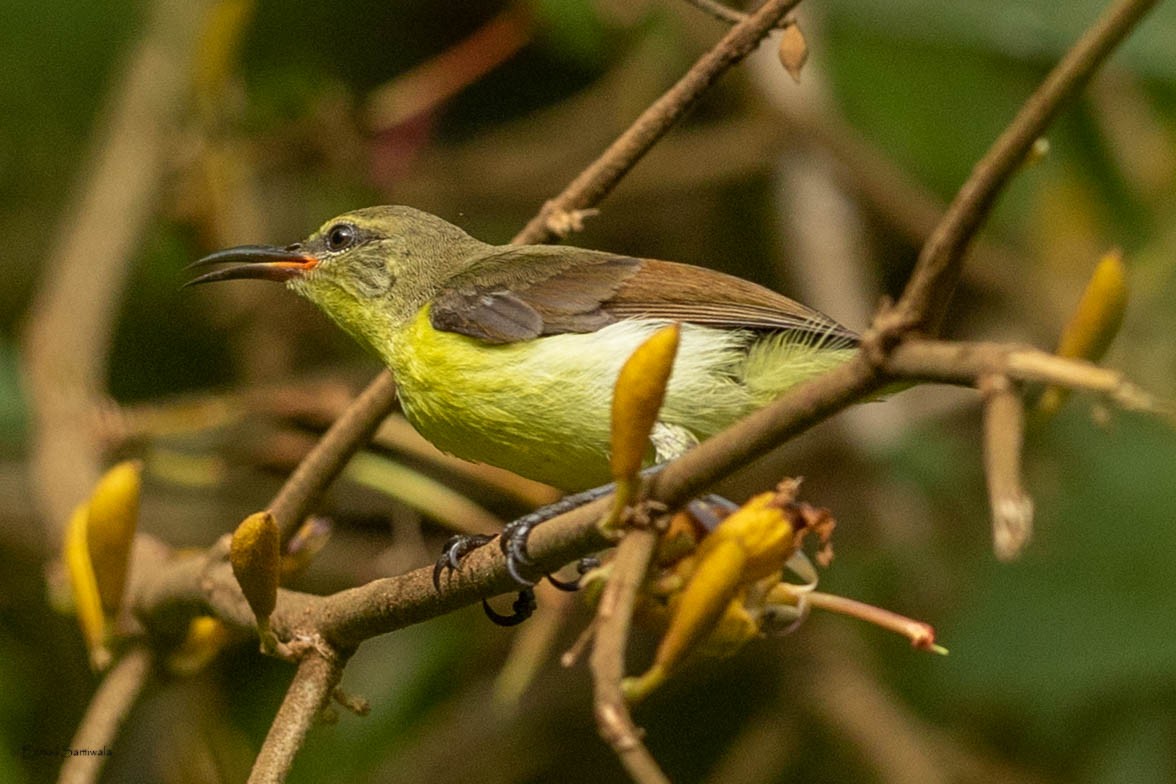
left=514, top=0, right=803, bottom=244
left=893, top=0, right=1160, bottom=334
left=267, top=374, right=399, bottom=538
left=589, top=527, right=669, bottom=784
left=979, top=375, right=1034, bottom=561
left=248, top=648, right=349, bottom=784
left=58, top=646, right=154, bottom=784
left=682, top=0, right=793, bottom=28
left=884, top=340, right=1165, bottom=414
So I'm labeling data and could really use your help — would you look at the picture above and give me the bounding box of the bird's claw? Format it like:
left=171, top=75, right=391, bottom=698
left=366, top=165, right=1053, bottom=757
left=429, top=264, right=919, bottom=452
left=498, top=517, right=540, bottom=586
left=432, top=533, right=497, bottom=590
left=546, top=556, right=601, bottom=592
left=482, top=588, right=537, bottom=626
left=494, top=480, right=625, bottom=587
left=434, top=478, right=642, bottom=625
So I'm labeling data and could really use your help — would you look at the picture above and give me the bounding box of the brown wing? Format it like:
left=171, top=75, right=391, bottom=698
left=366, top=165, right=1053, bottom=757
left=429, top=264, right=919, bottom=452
left=429, top=246, right=858, bottom=345
left=605, top=260, right=858, bottom=342
left=430, top=247, right=640, bottom=343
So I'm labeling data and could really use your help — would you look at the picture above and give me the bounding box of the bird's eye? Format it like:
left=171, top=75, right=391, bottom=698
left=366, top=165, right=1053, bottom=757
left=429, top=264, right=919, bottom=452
left=325, top=223, right=358, bottom=252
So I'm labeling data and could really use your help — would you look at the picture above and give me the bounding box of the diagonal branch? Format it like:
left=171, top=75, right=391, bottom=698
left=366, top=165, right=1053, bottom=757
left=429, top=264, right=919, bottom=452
left=892, top=0, right=1160, bottom=335
left=590, top=528, right=670, bottom=784
left=514, top=0, right=803, bottom=245
left=248, top=648, right=349, bottom=784
left=58, top=646, right=154, bottom=784
left=266, top=373, right=399, bottom=538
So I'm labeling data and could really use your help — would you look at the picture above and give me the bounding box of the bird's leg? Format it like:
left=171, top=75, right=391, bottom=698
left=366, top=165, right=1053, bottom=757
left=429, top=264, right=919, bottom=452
left=490, top=495, right=732, bottom=624
left=497, top=482, right=618, bottom=584
left=434, top=466, right=667, bottom=592
left=434, top=467, right=668, bottom=626
left=481, top=588, right=537, bottom=627
left=430, top=484, right=616, bottom=594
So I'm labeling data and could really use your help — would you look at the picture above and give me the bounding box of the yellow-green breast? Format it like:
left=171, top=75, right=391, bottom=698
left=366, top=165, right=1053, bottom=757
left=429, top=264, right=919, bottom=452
left=385, top=306, right=856, bottom=491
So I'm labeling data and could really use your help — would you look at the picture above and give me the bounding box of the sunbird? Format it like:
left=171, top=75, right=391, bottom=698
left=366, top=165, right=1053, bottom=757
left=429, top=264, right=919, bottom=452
left=189, top=206, right=860, bottom=493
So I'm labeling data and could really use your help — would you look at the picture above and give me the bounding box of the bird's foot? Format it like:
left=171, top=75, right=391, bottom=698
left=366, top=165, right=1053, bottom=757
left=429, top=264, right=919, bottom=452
left=498, top=482, right=619, bottom=586
left=482, top=557, right=597, bottom=625
left=433, top=472, right=661, bottom=626
left=432, top=533, right=497, bottom=590
left=546, top=556, right=602, bottom=592
left=482, top=588, right=537, bottom=627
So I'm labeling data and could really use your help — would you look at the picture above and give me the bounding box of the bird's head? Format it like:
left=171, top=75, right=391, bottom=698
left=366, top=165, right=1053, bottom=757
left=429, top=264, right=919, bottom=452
left=187, top=205, right=489, bottom=352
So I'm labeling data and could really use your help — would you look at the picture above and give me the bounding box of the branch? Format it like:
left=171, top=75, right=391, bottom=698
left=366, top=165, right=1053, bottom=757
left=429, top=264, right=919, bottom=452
left=58, top=647, right=154, bottom=784
left=681, top=0, right=792, bottom=28
left=248, top=649, right=349, bottom=784
left=266, top=373, right=399, bottom=538
left=980, top=375, right=1033, bottom=561
left=589, top=528, right=670, bottom=784
left=514, top=0, right=803, bottom=244
left=883, top=340, right=1165, bottom=414
left=316, top=496, right=614, bottom=647
left=892, top=0, right=1160, bottom=334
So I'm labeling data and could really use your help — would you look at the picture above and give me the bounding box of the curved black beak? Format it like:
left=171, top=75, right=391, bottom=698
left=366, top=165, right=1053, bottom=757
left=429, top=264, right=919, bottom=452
left=184, top=245, right=319, bottom=287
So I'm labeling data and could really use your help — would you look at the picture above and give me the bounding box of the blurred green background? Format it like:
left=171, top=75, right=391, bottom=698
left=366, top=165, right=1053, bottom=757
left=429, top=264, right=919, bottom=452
left=1, top=1, right=1174, bottom=782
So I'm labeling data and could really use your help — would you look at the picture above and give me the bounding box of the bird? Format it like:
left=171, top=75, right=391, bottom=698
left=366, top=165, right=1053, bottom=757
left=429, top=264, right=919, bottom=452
left=188, top=206, right=859, bottom=596
left=189, top=205, right=859, bottom=486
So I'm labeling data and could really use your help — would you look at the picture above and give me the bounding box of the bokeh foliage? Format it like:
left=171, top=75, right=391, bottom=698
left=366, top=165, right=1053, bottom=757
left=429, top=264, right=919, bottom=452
left=1, top=1, right=1174, bottom=782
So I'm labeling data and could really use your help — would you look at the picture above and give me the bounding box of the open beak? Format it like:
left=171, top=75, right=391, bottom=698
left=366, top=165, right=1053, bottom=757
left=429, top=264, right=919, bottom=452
left=184, top=245, right=319, bottom=287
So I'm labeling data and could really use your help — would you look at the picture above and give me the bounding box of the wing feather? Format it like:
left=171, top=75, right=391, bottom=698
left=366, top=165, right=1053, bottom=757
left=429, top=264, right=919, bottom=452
left=429, top=247, right=858, bottom=345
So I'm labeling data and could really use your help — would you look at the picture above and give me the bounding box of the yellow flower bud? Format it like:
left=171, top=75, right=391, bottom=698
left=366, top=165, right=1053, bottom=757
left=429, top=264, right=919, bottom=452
left=777, top=22, right=808, bottom=83
left=63, top=503, right=111, bottom=670
left=230, top=511, right=280, bottom=624
left=695, top=488, right=798, bottom=583
left=85, top=460, right=142, bottom=614
left=1039, top=250, right=1128, bottom=417
left=610, top=324, right=680, bottom=482
left=625, top=487, right=800, bottom=701
left=166, top=616, right=230, bottom=676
